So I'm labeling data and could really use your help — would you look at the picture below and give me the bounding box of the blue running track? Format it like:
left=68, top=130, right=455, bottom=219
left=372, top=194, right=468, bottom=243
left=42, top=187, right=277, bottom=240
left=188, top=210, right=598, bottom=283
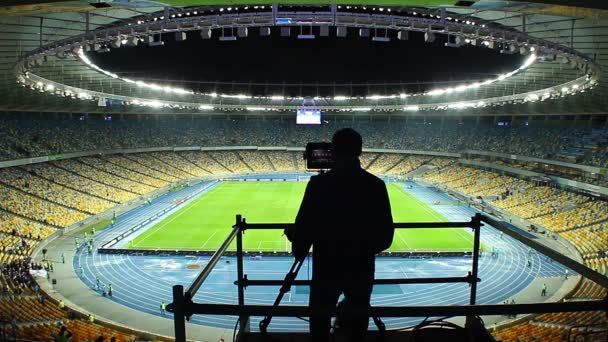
left=74, top=179, right=569, bottom=332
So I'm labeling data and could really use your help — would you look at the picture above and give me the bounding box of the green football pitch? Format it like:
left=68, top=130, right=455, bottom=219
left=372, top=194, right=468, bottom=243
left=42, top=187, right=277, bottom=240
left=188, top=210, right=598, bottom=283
left=129, top=181, right=475, bottom=252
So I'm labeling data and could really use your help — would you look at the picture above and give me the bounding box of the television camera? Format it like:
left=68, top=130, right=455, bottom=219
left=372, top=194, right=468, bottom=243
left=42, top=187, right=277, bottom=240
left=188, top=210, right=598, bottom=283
left=304, top=142, right=335, bottom=170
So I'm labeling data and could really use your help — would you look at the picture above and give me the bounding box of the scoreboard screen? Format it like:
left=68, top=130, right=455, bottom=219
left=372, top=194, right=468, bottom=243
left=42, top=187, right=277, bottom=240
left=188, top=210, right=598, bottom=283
left=296, top=109, right=321, bottom=125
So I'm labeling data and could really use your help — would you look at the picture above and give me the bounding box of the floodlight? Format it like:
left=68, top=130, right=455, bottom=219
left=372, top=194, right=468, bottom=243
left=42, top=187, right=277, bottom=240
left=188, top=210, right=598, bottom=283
left=110, top=37, right=122, bottom=48
left=373, top=36, right=390, bottom=42
left=201, top=28, right=212, bottom=39
left=259, top=27, right=271, bottom=36
left=125, top=37, right=139, bottom=47
left=237, top=27, right=248, bottom=38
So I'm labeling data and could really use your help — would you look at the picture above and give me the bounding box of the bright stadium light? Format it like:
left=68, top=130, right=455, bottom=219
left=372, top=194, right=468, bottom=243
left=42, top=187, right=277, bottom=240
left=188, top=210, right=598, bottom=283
left=526, top=94, right=539, bottom=102
left=146, top=100, right=164, bottom=108
left=427, top=89, right=446, bottom=96
left=448, top=102, right=475, bottom=109
left=403, top=105, right=419, bottom=111
left=199, top=105, right=214, bottom=110
left=352, top=107, right=372, bottom=111
left=73, top=35, right=540, bottom=103
left=222, top=94, right=251, bottom=99
left=270, top=95, right=284, bottom=100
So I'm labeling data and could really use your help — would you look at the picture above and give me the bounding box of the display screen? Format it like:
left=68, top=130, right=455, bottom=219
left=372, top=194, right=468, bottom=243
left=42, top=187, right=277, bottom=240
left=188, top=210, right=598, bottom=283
left=296, top=109, right=321, bottom=125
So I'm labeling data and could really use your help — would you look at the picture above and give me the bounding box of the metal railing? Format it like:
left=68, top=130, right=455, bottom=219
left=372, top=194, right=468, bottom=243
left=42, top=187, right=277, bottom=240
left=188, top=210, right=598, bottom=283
left=168, top=213, right=608, bottom=342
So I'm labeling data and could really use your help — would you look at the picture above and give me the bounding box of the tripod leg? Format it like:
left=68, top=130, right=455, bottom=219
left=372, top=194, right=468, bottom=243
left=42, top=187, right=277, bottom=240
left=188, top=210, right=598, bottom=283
left=259, top=257, right=305, bottom=334
left=372, top=315, right=386, bottom=341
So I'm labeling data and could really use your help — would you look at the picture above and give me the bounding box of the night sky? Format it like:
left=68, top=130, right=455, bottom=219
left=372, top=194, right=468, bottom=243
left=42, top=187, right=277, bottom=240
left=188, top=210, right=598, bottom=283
left=89, top=27, right=524, bottom=96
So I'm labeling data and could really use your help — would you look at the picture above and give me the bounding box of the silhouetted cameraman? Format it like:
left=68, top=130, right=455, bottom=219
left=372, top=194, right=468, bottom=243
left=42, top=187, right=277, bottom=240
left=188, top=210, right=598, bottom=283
left=289, top=128, right=394, bottom=341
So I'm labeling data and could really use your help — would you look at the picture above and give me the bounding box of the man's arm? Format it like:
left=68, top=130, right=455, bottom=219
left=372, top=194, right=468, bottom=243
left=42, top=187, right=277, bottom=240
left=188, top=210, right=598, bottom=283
left=372, top=181, right=394, bottom=254
left=287, top=177, right=318, bottom=260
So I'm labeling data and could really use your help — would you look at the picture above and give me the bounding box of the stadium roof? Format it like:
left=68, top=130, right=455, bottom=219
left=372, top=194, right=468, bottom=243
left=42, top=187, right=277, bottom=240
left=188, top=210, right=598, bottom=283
left=0, top=0, right=607, bottom=117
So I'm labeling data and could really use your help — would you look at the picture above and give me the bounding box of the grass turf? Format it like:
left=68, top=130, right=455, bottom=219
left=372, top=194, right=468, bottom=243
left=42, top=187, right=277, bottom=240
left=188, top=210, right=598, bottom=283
left=130, top=182, right=475, bottom=252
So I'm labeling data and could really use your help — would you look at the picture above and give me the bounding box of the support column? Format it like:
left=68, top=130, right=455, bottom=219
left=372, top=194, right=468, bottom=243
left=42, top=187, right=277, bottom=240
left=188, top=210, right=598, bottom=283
left=39, top=18, right=43, bottom=47
left=172, top=285, right=186, bottom=342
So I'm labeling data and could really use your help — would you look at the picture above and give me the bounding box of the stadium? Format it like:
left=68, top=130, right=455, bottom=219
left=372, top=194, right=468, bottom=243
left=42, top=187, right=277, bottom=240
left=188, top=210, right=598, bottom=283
left=1, top=0, right=608, bottom=341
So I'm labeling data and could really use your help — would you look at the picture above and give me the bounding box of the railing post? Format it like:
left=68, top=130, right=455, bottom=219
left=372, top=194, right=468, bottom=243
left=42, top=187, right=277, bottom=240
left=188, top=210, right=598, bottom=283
left=172, top=285, right=186, bottom=342
left=469, top=213, right=482, bottom=305
left=466, top=213, right=482, bottom=329
left=235, top=214, right=250, bottom=337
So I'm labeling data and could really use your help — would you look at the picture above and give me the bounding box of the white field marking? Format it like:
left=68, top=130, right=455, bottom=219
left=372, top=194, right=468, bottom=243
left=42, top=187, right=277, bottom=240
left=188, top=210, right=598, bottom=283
left=396, top=231, right=412, bottom=249
left=200, top=230, right=219, bottom=248
left=393, top=184, right=473, bottom=248
left=409, top=186, right=472, bottom=245
left=133, top=189, right=218, bottom=247
left=255, top=241, right=283, bottom=250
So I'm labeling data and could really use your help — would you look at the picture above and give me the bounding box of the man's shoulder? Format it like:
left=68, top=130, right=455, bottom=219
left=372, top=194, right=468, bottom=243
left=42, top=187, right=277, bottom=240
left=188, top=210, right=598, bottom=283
left=360, top=169, right=387, bottom=187
left=321, top=168, right=386, bottom=187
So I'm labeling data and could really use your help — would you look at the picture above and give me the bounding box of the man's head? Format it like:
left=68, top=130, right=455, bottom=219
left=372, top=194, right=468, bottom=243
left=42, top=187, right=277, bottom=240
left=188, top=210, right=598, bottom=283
left=332, top=128, right=362, bottom=159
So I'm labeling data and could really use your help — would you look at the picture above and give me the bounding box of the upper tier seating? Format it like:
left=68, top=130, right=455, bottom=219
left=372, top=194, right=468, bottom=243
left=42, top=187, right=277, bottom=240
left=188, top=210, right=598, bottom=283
left=1, top=113, right=607, bottom=167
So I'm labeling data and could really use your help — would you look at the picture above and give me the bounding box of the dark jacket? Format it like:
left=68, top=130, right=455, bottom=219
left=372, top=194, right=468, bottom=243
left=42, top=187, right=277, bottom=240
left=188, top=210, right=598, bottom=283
left=293, top=159, right=394, bottom=279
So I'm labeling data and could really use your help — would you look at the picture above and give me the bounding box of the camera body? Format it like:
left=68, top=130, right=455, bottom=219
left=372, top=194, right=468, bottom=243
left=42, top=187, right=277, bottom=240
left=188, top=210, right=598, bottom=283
left=304, top=142, right=335, bottom=170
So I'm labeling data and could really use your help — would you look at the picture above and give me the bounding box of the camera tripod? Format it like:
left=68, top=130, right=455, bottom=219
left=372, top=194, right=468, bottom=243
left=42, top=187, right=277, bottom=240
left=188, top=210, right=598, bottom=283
left=259, top=256, right=387, bottom=339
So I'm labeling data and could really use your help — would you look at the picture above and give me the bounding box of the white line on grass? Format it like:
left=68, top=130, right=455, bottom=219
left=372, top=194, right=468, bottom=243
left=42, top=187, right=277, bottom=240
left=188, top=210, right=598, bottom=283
left=396, top=233, right=412, bottom=249
left=134, top=185, right=223, bottom=248
left=394, top=184, right=472, bottom=249
left=135, top=198, right=205, bottom=247
left=200, top=230, right=219, bottom=248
